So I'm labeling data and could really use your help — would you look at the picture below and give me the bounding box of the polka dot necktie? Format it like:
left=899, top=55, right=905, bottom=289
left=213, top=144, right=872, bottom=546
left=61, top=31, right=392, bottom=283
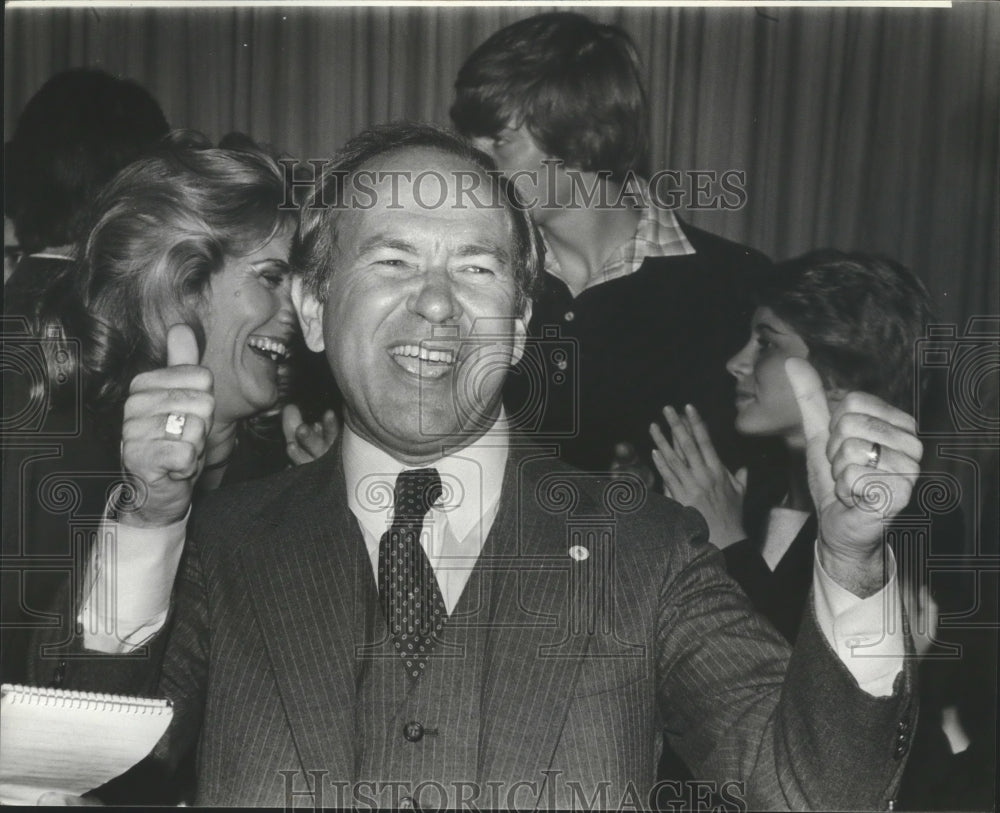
left=377, top=467, right=446, bottom=680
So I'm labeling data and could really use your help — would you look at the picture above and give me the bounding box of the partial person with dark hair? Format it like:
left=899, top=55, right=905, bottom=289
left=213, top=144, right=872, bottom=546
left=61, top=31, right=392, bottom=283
left=450, top=12, right=648, bottom=182
left=3, top=68, right=168, bottom=293
left=650, top=251, right=985, bottom=809
left=451, top=12, right=770, bottom=479
left=2, top=133, right=300, bottom=699
left=33, top=123, right=918, bottom=810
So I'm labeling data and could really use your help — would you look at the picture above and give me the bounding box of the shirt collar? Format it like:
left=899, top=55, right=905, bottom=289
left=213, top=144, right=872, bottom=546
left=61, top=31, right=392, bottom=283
left=543, top=182, right=696, bottom=292
left=343, top=411, right=509, bottom=543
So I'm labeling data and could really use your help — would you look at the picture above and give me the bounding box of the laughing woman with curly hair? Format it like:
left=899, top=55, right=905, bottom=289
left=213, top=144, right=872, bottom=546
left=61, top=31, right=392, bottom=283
left=3, top=133, right=300, bottom=683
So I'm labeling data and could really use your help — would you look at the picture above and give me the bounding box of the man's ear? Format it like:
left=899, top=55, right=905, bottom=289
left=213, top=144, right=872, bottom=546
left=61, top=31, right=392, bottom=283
left=291, top=277, right=325, bottom=352
left=510, top=300, right=532, bottom=366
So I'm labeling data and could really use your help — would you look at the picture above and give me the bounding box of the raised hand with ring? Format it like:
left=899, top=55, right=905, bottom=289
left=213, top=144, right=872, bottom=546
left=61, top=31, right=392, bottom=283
left=119, top=325, right=215, bottom=527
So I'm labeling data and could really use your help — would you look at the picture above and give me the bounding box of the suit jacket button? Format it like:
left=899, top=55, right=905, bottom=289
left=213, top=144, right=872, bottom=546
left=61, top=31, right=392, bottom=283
left=400, top=796, right=414, bottom=808
left=52, top=660, right=67, bottom=687
left=403, top=721, right=424, bottom=742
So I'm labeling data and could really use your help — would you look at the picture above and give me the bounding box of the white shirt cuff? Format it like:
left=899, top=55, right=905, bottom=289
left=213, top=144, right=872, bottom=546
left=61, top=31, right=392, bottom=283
left=812, top=542, right=905, bottom=697
left=78, top=506, right=189, bottom=653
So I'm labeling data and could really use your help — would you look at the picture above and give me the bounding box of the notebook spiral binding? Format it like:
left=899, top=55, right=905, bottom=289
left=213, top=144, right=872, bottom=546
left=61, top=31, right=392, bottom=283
left=1, top=684, right=171, bottom=715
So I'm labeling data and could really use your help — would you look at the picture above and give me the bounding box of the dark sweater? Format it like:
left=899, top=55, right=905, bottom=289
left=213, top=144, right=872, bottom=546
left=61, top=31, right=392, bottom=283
left=505, top=221, right=771, bottom=473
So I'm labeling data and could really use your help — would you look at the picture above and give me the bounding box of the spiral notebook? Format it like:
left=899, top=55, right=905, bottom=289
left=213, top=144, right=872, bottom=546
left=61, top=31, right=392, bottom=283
left=0, top=683, right=173, bottom=805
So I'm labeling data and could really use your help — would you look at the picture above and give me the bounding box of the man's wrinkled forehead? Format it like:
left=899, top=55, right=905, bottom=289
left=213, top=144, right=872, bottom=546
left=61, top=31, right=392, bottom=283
left=337, top=145, right=518, bottom=234
left=363, top=145, right=502, bottom=199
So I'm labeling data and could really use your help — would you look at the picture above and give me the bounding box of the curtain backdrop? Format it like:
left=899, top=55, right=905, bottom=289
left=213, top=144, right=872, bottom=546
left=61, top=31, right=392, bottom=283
left=5, top=3, right=997, bottom=329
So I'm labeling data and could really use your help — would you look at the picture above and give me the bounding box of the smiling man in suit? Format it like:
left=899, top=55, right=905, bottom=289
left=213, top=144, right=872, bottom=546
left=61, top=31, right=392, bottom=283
left=36, top=123, right=920, bottom=810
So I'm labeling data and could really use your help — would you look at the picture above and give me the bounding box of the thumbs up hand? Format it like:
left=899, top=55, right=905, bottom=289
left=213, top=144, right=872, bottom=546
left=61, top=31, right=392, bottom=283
left=119, top=324, right=216, bottom=528
left=785, top=358, right=923, bottom=597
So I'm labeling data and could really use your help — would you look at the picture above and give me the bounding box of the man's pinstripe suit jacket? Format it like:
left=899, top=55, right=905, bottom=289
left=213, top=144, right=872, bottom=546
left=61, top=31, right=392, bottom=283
left=42, top=443, right=914, bottom=809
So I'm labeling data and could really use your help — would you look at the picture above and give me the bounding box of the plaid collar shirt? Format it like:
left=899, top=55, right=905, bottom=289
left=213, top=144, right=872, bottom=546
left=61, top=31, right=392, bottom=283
left=542, top=186, right=696, bottom=293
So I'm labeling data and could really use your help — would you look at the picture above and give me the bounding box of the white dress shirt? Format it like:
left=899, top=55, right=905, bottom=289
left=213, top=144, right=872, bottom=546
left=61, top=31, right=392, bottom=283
left=342, top=414, right=509, bottom=614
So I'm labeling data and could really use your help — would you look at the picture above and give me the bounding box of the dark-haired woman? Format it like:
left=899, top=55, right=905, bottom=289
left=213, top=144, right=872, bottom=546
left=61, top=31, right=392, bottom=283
left=650, top=251, right=982, bottom=809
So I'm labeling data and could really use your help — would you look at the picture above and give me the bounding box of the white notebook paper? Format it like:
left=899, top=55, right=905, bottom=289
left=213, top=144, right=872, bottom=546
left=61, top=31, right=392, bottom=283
left=0, top=683, right=173, bottom=805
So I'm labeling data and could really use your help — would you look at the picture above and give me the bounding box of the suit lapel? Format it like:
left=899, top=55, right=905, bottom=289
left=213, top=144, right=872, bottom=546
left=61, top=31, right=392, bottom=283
left=235, top=442, right=608, bottom=786
left=237, top=447, right=364, bottom=782
left=478, top=447, right=595, bottom=786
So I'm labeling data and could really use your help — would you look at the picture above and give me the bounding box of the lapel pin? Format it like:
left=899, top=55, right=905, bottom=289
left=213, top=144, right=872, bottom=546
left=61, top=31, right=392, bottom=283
left=568, top=545, right=590, bottom=561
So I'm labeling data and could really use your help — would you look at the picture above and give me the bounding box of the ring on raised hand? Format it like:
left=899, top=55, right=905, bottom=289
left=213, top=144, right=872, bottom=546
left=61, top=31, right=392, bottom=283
left=165, top=412, right=187, bottom=437
left=865, top=441, right=882, bottom=469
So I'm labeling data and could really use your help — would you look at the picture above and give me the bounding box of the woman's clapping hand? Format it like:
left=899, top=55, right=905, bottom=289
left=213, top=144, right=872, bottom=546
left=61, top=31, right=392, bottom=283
left=649, top=404, right=748, bottom=549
